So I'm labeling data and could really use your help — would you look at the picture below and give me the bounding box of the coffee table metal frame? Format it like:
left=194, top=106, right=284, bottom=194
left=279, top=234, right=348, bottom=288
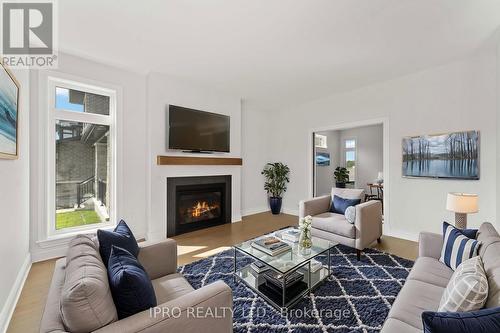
left=232, top=231, right=336, bottom=309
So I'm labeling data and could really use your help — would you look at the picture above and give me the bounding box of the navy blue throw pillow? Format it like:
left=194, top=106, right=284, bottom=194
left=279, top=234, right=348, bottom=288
left=442, top=221, right=477, bottom=239
left=422, top=307, right=500, bottom=333
left=107, top=246, right=157, bottom=319
left=98, top=220, right=139, bottom=266
left=331, top=195, right=361, bottom=215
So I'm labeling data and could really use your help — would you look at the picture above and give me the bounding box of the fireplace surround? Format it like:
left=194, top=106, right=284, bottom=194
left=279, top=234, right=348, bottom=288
left=167, top=175, right=232, bottom=237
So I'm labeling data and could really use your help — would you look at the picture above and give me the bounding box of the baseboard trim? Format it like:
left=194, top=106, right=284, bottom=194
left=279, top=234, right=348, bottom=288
left=241, top=207, right=269, bottom=217
left=282, top=208, right=299, bottom=216
left=31, top=246, right=67, bottom=263
left=0, top=253, right=31, bottom=333
left=385, top=229, right=419, bottom=242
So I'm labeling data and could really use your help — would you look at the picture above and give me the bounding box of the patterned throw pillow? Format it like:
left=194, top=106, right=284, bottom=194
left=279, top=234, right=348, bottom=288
left=440, top=222, right=480, bottom=270
left=344, top=206, right=356, bottom=224
left=439, top=256, right=488, bottom=312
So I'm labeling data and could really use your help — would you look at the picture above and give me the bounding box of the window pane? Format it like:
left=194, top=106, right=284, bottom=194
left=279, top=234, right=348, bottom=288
left=345, top=139, right=356, bottom=149
left=346, top=151, right=356, bottom=182
left=315, top=134, right=327, bottom=148
left=55, top=87, right=110, bottom=115
left=56, top=120, right=110, bottom=230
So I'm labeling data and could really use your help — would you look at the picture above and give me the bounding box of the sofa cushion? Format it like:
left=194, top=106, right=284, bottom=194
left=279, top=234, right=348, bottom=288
left=381, top=318, right=422, bottom=333
left=439, top=256, right=488, bottom=312
left=152, top=273, right=195, bottom=304
left=331, top=195, right=361, bottom=215
left=98, top=220, right=139, bottom=266
left=108, top=245, right=157, bottom=319
left=480, top=239, right=500, bottom=308
left=39, top=259, right=67, bottom=333
left=311, top=212, right=356, bottom=238
left=331, top=188, right=365, bottom=202
left=440, top=222, right=480, bottom=270
left=477, top=222, right=500, bottom=242
left=422, top=307, right=500, bottom=333
left=407, top=257, right=454, bottom=288
left=386, top=280, right=444, bottom=329
left=60, top=235, right=118, bottom=333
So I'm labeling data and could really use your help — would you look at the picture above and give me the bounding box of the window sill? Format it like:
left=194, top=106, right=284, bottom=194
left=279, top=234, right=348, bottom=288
left=37, top=224, right=115, bottom=248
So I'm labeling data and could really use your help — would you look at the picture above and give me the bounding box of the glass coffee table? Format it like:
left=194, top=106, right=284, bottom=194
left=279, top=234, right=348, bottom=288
left=233, top=228, right=337, bottom=309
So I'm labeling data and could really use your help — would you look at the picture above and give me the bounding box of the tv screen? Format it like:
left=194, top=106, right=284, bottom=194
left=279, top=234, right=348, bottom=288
left=168, top=105, right=230, bottom=152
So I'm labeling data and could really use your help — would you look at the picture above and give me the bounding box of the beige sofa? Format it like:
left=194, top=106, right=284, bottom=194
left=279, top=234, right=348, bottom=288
left=40, top=235, right=233, bottom=333
left=381, top=222, right=500, bottom=332
left=299, top=188, right=383, bottom=260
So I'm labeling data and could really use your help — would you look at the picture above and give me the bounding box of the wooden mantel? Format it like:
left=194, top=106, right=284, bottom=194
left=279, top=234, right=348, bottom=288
left=157, top=155, right=243, bottom=166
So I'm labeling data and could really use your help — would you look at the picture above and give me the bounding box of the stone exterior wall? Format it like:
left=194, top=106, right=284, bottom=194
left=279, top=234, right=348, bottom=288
left=85, top=93, right=109, bottom=115
left=56, top=140, right=95, bottom=209
left=56, top=140, right=95, bottom=182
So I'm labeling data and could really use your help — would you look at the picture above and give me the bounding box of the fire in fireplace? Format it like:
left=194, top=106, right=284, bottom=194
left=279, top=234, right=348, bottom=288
left=178, top=191, right=222, bottom=224
left=190, top=201, right=217, bottom=218
left=167, top=175, right=231, bottom=236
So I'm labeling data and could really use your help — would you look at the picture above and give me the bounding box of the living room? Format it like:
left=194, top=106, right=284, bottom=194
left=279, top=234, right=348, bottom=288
left=1, top=1, right=500, bottom=333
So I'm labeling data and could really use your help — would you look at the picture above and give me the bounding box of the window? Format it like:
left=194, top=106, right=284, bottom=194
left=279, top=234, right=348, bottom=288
left=48, top=78, right=116, bottom=234
left=344, top=139, right=356, bottom=182
left=315, top=134, right=327, bottom=148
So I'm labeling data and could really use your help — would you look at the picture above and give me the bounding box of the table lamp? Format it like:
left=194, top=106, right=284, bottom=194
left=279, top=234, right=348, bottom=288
left=446, top=193, right=478, bottom=229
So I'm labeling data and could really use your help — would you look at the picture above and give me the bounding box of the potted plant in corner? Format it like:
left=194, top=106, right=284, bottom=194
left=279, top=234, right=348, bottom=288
left=334, top=166, right=350, bottom=188
left=261, top=162, right=290, bottom=215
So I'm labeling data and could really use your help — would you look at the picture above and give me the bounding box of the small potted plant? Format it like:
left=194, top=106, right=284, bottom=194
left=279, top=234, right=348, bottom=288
left=299, top=215, right=313, bottom=254
left=261, top=162, right=290, bottom=215
left=334, top=166, right=350, bottom=188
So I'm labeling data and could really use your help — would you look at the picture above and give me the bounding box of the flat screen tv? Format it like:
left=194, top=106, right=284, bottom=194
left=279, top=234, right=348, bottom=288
left=168, top=105, right=230, bottom=153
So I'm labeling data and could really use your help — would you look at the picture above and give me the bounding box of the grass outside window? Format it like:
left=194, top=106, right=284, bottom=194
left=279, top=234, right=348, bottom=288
left=56, top=210, right=102, bottom=230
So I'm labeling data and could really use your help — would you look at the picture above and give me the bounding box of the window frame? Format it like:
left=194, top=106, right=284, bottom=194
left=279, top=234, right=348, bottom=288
left=47, top=77, right=117, bottom=237
left=315, top=134, right=328, bottom=149
left=343, top=137, right=357, bottom=184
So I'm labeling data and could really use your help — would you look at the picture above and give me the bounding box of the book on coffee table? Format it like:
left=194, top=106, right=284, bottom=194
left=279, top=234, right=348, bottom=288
left=251, top=237, right=291, bottom=256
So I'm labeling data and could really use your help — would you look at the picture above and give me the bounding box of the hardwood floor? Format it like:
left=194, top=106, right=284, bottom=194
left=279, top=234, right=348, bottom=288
left=7, top=212, right=417, bottom=333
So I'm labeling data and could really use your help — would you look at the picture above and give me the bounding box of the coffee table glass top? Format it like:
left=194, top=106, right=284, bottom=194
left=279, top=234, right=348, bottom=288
left=233, top=228, right=337, bottom=274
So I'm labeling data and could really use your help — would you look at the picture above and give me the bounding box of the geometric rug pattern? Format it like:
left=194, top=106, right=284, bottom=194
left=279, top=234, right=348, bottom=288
left=178, top=244, right=414, bottom=333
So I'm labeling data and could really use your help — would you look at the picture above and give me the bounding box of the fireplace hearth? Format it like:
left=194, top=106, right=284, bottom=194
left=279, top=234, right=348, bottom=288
left=167, top=176, right=231, bottom=236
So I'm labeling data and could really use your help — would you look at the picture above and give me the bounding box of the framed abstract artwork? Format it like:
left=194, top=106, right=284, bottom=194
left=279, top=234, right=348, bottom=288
left=0, top=61, right=19, bottom=159
left=402, top=130, right=479, bottom=180
left=316, top=152, right=330, bottom=166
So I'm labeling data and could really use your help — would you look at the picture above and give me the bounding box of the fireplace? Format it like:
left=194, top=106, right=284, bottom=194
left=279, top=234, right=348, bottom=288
left=167, top=176, right=231, bottom=236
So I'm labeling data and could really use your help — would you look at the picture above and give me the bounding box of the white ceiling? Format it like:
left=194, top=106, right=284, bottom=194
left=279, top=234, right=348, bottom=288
left=59, top=0, right=500, bottom=109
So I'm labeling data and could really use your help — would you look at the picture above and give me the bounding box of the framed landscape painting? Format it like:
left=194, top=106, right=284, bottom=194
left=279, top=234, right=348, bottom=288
left=402, top=130, right=479, bottom=180
left=0, top=61, right=19, bottom=159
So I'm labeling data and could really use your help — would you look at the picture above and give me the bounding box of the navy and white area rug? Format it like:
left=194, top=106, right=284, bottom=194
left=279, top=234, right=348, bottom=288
left=178, top=244, right=414, bottom=333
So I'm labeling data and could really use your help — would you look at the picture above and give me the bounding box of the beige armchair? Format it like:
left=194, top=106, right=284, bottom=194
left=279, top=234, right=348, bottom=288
left=299, top=188, right=383, bottom=260
left=40, top=235, right=233, bottom=333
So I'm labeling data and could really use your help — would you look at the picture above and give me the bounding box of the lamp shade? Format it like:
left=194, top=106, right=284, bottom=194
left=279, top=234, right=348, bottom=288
left=377, top=172, right=383, bottom=180
left=446, top=193, right=478, bottom=214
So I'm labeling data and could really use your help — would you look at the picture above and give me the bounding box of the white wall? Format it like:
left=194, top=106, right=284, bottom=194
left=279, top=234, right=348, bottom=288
left=272, top=49, right=497, bottom=240
left=146, top=73, right=242, bottom=240
left=497, top=39, right=500, bottom=227
left=314, top=130, right=340, bottom=196
left=241, top=105, right=272, bottom=215
left=0, top=69, right=31, bottom=333
left=339, top=124, right=383, bottom=193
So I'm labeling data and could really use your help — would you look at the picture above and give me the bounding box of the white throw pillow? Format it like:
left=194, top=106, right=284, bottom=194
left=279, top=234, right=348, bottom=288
left=438, top=256, right=488, bottom=312
left=344, top=206, right=356, bottom=224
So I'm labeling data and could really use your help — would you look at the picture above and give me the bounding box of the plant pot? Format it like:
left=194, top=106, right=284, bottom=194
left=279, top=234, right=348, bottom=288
left=335, top=182, right=346, bottom=188
left=269, top=197, right=282, bottom=215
